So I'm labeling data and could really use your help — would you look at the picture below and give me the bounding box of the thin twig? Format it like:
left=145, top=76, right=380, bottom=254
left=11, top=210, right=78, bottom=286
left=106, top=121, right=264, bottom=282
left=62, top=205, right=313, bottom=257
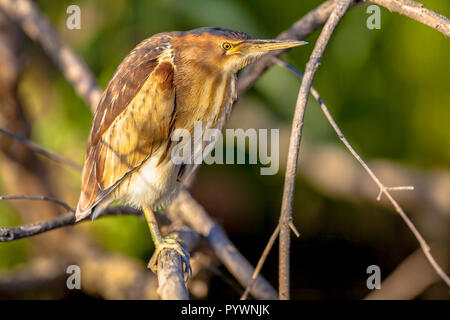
left=240, top=224, right=280, bottom=300
left=278, top=0, right=353, bottom=300
left=0, top=128, right=82, bottom=171
left=0, top=202, right=145, bottom=241
left=240, top=216, right=299, bottom=300
left=274, top=59, right=450, bottom=287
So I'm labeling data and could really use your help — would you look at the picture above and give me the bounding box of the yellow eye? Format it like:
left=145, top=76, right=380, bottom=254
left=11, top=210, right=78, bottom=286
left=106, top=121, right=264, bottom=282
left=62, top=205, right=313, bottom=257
left=222, top=42, right=233, bottom=50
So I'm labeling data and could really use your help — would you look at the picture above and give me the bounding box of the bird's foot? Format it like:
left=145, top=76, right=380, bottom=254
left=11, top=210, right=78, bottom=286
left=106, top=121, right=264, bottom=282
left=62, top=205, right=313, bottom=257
left=148, top=234, right=191, bottom=280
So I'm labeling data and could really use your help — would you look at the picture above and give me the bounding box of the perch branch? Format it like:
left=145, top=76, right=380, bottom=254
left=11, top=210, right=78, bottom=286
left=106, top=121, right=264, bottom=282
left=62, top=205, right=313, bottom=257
left=278, top=0, right=353, bottom=300
left=3, top=0, right=447, bottom=298
left=364, top=242, right=448, bottom=299
left=157, top=224, right=200, bottom=300
left=169, top=189, right=278, bottom=300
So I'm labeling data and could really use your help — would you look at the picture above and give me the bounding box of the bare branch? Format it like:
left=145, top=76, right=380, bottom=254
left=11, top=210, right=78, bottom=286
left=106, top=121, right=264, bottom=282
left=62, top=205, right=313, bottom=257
left=157, top=224, right=200, bottom=300
left=237, top=0, right=341, bottom=99
left=0, top=128, right=82, bottom=171
left=240, top=224, right=280, bottom=300
left=170, top=189, right=278, bottom=300
left=274, top=59, right=450, bottom=287
left=368, top=0, right=450, bottom=37
left=278, top=0, right=353, bottom=300
left=0, top=0, right=101, bottom=109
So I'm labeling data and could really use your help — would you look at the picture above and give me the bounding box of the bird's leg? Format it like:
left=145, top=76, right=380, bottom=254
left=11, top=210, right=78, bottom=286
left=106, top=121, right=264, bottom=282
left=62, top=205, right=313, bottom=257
left=142, top=206, right=191, bottom=278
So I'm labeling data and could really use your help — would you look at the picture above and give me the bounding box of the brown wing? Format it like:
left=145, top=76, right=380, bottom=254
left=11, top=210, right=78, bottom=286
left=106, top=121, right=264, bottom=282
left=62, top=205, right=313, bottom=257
left=76, top=33, right=176, bottom=220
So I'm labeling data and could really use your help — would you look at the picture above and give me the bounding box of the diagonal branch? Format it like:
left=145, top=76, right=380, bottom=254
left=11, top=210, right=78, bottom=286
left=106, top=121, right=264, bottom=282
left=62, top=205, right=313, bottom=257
left=169, top=189, right=278, bottom=300
left=0, top=0, right=101, bottom=109
left=368, top=0, right=450, bottom=37
left=0, top=128, right=82, bottom=171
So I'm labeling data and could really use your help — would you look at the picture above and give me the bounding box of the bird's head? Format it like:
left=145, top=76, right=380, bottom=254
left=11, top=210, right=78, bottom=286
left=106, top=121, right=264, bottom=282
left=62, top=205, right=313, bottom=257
left=173, top=27, right=307, bottom=73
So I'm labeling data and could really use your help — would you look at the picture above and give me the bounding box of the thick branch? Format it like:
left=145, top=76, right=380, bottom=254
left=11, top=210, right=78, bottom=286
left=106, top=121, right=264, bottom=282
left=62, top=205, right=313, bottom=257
left=369, top=0, right=450, bottom=37
left=0, top=0, right=101, bottom=109
left=157, top=224, right=200, bottom=300
left=169, top=189, right=278, bottom=300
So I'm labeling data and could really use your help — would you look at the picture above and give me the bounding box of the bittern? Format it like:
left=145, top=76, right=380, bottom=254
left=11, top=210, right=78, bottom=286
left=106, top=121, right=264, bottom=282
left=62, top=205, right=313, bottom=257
left=75, top=27, right=306, bottom=274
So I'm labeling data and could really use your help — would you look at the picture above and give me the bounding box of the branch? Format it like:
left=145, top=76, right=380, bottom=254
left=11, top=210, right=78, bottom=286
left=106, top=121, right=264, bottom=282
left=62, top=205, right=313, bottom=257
left=156, top=224, right=200, bottom=300
left=0, top=204, right=145, bottom=241
left=0, top=128, right=82, bottom=171
left=364, top=242, right=448, bottom=299
left=368, top=0, right=450, bottom=37
left=278, top=0, right=354, bottom=300
left=274, top=59, right=450, bottom=287
left=169, top=189, right=278, bottom=300
left=0, top=0, right=101, bottom=109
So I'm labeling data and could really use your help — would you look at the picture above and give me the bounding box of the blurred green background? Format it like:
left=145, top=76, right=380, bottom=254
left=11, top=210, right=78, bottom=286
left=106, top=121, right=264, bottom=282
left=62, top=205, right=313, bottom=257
left=0, top=0, right=449, bottom=299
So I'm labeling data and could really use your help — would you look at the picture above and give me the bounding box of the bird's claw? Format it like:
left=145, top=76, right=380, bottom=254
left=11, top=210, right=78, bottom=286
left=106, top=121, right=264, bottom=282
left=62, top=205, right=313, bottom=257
left=148, top=235, right=192, bottom=281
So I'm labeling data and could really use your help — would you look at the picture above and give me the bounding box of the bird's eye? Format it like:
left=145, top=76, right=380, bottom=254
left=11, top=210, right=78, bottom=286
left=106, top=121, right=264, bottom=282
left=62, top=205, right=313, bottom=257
left=222, top=42, right=233, bottom=50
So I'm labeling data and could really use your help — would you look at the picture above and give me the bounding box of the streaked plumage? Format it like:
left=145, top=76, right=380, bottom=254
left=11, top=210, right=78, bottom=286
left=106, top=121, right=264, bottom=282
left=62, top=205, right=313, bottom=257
left=75, top=27, right=306, bottom=273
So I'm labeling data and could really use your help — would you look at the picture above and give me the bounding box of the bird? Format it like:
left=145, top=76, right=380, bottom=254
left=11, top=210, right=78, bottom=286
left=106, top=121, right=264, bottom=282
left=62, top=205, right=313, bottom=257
left=75, top=27, right=306, bottom=274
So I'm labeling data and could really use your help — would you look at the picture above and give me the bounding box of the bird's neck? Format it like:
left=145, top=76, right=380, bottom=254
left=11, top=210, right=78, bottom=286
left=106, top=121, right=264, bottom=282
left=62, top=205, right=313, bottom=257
left=174, top=64, right=236, bottom=132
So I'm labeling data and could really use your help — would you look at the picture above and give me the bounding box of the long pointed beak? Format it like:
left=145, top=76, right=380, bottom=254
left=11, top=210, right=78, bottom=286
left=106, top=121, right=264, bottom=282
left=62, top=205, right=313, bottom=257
left=232, top=39, right=308, bottom=55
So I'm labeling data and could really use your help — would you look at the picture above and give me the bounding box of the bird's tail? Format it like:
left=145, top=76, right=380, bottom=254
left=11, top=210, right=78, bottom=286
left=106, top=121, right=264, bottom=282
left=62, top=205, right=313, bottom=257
left=76, top=197, right=113, bottom=222
left=75, top=203, right=92, bottom=222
